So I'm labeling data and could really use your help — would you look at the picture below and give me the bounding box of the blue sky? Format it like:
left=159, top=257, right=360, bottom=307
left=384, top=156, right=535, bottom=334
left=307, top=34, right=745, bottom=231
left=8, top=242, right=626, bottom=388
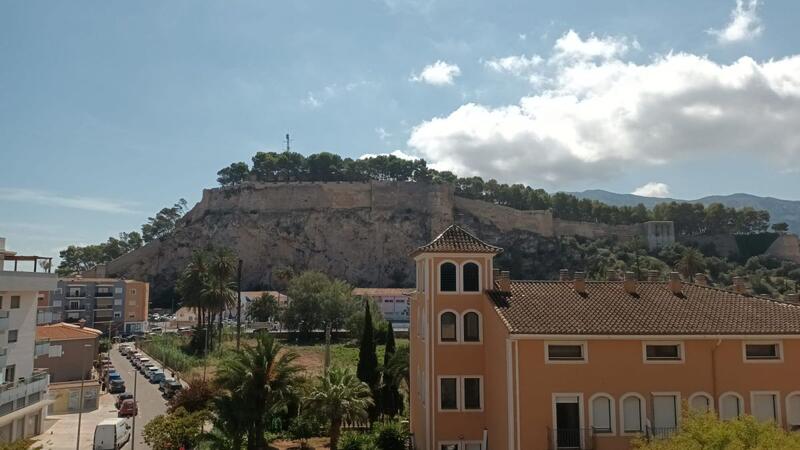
left=2, top=0, right=800, bottom=259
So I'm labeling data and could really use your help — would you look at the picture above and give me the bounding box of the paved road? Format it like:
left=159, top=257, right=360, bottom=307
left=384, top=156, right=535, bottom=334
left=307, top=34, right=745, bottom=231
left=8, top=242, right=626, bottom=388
left=110, top=346, right=169, bottom=450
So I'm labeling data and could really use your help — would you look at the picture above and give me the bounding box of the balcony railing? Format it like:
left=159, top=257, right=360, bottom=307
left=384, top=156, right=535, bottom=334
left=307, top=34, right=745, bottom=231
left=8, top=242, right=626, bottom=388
left=0, top=370, right=49, bottom=415
left=547, top=428, right=597, bottom=450
left=646, top=426, right=678, bottom=440
left=94, top=291, right=113, bottom=297
left=65, top=292, right=87, bottom=298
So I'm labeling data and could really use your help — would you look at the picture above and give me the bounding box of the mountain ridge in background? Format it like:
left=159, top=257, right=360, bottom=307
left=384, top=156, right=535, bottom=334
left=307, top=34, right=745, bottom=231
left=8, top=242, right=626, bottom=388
left=572, top=190, right=800, bottom=233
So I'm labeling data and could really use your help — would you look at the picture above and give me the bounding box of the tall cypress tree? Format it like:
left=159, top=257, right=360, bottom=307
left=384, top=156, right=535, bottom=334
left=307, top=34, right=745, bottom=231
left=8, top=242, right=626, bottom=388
left=381, top=321, right=403, bottom=417
left=356, top=300, right=380, bottom=421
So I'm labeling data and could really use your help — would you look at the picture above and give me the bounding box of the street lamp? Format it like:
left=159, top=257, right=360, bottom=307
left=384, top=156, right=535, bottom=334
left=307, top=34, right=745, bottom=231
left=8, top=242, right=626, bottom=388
left=75, top=342, right=93, bottom=450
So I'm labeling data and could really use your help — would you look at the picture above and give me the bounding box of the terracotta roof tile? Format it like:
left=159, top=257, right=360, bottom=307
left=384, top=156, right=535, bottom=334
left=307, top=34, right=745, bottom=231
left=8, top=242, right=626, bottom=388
left=37, top=323, right=103, bottom=341
left=353, top=288, right=414, bottom=297
left=490, top=281, right=800, bottom=335
left=412, top=225, right=503, bottom=256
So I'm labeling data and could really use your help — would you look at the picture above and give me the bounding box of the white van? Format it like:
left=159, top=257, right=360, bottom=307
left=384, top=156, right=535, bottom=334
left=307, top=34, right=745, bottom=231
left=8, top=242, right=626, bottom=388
left=93, top=418, right=131, bottom=450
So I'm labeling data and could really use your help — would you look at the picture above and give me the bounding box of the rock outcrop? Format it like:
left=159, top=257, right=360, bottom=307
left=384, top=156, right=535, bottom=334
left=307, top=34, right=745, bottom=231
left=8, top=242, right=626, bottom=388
left=102, top=181, right=665, bottom=300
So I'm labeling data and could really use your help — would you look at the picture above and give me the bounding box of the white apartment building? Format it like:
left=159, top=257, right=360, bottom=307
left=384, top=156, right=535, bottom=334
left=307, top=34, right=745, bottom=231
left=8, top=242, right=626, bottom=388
left=0, top=237, right=54, bottom=443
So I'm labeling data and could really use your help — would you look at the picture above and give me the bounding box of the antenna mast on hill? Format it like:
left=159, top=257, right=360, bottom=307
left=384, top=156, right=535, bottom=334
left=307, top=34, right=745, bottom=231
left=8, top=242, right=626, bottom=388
left=285, top=133, right=291, bottom=152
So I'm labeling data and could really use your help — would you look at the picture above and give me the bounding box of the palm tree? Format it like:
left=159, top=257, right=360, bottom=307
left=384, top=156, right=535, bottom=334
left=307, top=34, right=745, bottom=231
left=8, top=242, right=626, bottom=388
left=677, top=247, right=706, bottom=282
left=305, top=367, right=373, bottom=450
left=202, top=249, right=237, bottom=349
left=215, top=333, right=300, bottom=450
left=177, top=250, right=210, bottom=329
left=203, top=394, right=249, bottom=450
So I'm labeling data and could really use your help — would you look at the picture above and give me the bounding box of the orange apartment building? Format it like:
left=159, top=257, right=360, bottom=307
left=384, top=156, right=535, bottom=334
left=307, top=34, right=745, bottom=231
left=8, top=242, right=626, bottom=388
left=409, top=225, right=800, bottom=450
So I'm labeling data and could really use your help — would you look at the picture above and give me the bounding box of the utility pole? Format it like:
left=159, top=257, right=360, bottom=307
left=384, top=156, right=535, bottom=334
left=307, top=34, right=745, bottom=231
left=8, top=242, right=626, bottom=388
left=236, top=259, right=243, bottom=350
left=75, top=343, right=92, bottom=450
left=285, top=133, right=291, bottom=152
left=130, top=368, right=138, bottom=450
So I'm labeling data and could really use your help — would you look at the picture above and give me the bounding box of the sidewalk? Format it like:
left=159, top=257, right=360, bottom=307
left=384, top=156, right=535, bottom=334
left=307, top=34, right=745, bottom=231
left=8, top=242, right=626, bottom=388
left=35, top=391, right=123, bottom=450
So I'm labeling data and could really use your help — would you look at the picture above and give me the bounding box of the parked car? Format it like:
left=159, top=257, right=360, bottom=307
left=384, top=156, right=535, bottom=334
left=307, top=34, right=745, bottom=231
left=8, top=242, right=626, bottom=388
left=93, top=418, right=131, bottom=450
left=109, top=379, right=126, bottom=394
left=159, top=378, right=173, bottom=391
left=137, top=358, right=151, bottom=371
left=163, top=380, right=183, bottom=399
left=149, top=370, right=165, bottom=384
left=141, top=363, right=155, bottom=376
left=115, top=393, right=134, bottom=409
left=117, top=399, right=138, bottom=418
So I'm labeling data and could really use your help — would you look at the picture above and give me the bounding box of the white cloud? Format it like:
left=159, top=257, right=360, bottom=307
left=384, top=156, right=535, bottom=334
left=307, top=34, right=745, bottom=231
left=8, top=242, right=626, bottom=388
left=407, top=31, right=800, bottom=185
left=359, top=150, right=419, bottom=161
left=551, top=30, right=633, bottom=63
left=301, top=81, right=369, bottom=108
left=410, top=61, right=461, bottom=86
left=302, top=92, right=322, bottom=108
left=484, top=54, right=543, bottom=77
left=708, top=0, right=763, bottom=44
left=632, top=182, right=671, bottom=198
left=375, top=127, right=392, bottom=141
left=0, top=188, right=138, bottom=214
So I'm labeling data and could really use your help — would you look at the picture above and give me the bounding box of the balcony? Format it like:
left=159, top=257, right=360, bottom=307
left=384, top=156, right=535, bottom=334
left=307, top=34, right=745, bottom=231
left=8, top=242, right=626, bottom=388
left=94, top=290, right=113, bottom=298
left=0, top=311, right=8, bottom=332
left=65, top=291, right=87, bottom=299
left=0, top=349, right=7, bottom=369
left=95, top=298, right=114, bottom=310
left=0, top=370, right=49, bottom=416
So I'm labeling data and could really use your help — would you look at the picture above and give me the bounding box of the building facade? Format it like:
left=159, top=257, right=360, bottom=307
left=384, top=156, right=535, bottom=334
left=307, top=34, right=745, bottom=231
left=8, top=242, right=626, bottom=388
left=0, top=237, right=53, bottom=442
left=409, top=225, right=800, bottom=450
left=49, top=278, right=148, bottom=335
left=35, top=322, right=101, bottom=383
left=352, top=288, right=412, bottom=324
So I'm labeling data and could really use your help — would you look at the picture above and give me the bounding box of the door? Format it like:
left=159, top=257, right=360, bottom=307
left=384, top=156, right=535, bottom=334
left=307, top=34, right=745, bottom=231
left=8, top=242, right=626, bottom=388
left=555, top=396, right=581, bottom=449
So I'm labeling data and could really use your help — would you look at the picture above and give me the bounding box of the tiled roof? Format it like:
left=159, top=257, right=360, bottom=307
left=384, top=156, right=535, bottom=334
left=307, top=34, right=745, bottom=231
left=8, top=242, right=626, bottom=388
left=489, top=281, right=800, bottom=335
left=353, top=288, right=414, bottom=297
left=37, top=323, right=102, bottom=341
left=411, top=225, right=503, bottom=256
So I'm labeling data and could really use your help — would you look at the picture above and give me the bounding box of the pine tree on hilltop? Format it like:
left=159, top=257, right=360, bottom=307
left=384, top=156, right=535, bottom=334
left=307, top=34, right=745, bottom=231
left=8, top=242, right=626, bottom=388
left=381, top=321, right=403, bottom=417
left=356, top=299, right=380, bottom=422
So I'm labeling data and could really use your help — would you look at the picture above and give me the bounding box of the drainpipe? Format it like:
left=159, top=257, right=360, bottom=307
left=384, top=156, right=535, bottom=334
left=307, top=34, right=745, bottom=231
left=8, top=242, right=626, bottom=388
left=711, top=338, right=722, bottom=411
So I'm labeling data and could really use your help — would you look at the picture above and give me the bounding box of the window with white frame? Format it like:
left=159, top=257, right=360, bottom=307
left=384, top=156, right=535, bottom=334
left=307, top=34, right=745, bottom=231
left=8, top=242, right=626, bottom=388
left=463, top=312, right=480, bottom=342
left=652, top=394, right=679, bottom=433
left=590, top=395, right=613, bottom=434
left=689, top=393, right=712, bottom=413
left=462, top=262, right=480, bottom=292
left=10, top=296, right=19, bottom=309
left=440, top=377, right=458, bottom=410
left=752, top=393, right=779, bottom=422
left=440, top=444, right=459, bottom=450
left=439, top=444, right=482, bottom=450
left=440, top=263, right=457, bottom=292
left=546, top=343, right=586, bottom=362
left=621, top=395, right=644, bottom=433
left=440, top=312, right=457, bottom=342
left=114, top=287, right=122, bottom=294
left=69, top=300, right=80, bottom=310
left=463, top=444, right=482, bottom=450
left=744, top=342, right=781, bottom=361
left=719, top=393, right=743, bottom=420
left=644, top=343, right=682, bottom=362
left=463, top=377, right=482, bottom=410
left=787, top=393, right=800, bottom=429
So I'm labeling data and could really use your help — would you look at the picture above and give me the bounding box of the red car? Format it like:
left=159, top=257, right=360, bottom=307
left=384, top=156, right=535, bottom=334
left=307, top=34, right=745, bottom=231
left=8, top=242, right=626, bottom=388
left=117, top=399, right=138, bottom=418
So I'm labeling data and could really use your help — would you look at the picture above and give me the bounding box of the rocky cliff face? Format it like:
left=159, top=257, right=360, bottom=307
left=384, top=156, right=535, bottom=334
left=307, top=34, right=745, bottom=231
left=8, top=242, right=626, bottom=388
left=103, top=181, right=639, bottom=302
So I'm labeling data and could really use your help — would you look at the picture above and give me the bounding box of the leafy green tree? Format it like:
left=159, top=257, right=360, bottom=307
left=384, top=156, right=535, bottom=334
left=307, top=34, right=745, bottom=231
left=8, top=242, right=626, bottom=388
left=203, top=248, right=238, bottom=345
left=305, top=367, right=373, bottom=450
left=356, top=300, right=380, bottom=422
left=56, top=232, right=143, bottom=276
left=677, top=248, right=706, bottom=282
left=202, top=393, right=249, bottom=450
left=284, top=272, right=358, bottom=339
left=215, top=333, right=301, bottom=450
left=633, top=410, right=800, bottom=449
left=168, top=377, right=214, bottom=413
left=143, top=407, right=210, bottom=450
left=247, top=292, right=279, bottom=322
left=380, top=321, right=402, bottom=417
left=142, top=198, right=188, bottom=242
left=385, top=344, right=409, bottom=388
left=217, top=162, right=251, bottom=186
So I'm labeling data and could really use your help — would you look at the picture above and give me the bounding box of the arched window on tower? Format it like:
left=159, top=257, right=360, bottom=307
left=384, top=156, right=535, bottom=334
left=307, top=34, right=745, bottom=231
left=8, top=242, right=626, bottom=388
left=463, top=311, right=480, bottom=342
left=463, top=262, right=480, bottom=292
left=440, top=262, right=457, bottom=292
left=440, top=311, right=457, bottom=342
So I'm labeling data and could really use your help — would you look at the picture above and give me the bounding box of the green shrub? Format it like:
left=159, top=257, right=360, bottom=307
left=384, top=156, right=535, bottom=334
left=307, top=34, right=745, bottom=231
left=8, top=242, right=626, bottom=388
left=373, top=421, right=407, bottom=450
left=339, top=432, right=374, bottom=450
left=140, top=334, right=200, bottom=373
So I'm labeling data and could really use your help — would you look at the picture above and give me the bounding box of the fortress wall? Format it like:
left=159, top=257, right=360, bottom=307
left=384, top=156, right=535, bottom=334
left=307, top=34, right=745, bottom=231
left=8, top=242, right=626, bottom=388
left=454, top=197, right=554, bottom=236
left=553, top=218, right=641, bottom=241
